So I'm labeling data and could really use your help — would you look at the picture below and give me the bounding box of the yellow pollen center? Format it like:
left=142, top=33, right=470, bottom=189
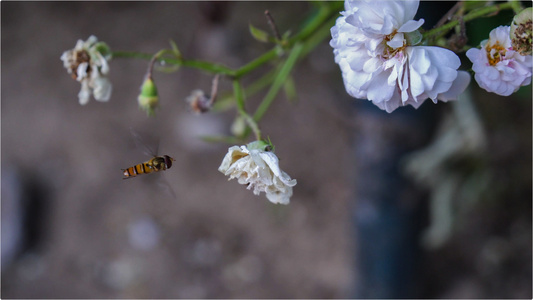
left=486, top=42, right=506, bottom=66
left=382, top=30, right=406, bottom=59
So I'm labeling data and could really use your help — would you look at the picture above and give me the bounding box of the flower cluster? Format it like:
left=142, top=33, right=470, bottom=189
left=61, top=35, right=112, bottom=105
left=466, top=26, right=532, bottom=96
left=218, top=141, right=297, bottom=205
left=330, top=0, right=470, bottom=113
left=59, top=2, right=531, bottom=206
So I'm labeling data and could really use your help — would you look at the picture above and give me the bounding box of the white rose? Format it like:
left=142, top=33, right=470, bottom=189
left=219, top=141, right=296, bottom=205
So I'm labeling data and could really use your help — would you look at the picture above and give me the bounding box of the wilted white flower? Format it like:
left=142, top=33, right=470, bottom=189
left=218, top=141, right=297, bottom=205
left=61, top=35, right=112, bottom=105
left=187, top=74, right=219, bottom=114
left=466, top=26, right=532, bottom=96
left=330, top=0, right=470, bottom=112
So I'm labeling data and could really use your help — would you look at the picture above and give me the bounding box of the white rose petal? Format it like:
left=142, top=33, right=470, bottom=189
left=330, top=0, right=469, bottom=112
left=219, top=144, right=296, bottom=205
left=92, top=76, right=112, bottom=102
left=466, top=26, right=532, bottom=96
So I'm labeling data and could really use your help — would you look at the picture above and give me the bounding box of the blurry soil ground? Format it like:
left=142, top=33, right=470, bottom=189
left=1, top=1, right=531, bottom=299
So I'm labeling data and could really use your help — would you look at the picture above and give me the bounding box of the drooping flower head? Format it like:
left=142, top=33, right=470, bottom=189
left=218, top=141, right=297, bottom=205
left=61, top=35, right=112, bottom=105
left=466, top=26, right=532, bottom=96
left=330, top=0, right=470, bottom=112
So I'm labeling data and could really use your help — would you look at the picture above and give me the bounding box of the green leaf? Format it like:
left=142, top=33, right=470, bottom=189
left=253, top=42, right=304, bottom=122
left=249, top=23, right=270, bottom=43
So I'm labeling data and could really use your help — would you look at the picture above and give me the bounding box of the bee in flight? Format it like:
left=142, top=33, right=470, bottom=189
left=122, top=129, right=176, bottom=179
left=122, top=155, right=175, bottom=179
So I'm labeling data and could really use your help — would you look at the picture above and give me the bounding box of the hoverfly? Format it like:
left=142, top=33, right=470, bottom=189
left=122, top=155, right=175, bottom=179
left=122, top=129, right=176, bottom=179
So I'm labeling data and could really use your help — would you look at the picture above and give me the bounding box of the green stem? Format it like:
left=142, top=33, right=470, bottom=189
left=253, top=42, right=304, bottom=122
left=289, top=1, right=342, bottom=43
left=508, top=0, right=523, bottom=14
left=212, top=68, right=278, bottom=112
left=233, top=48, right=279, bottom=79
left=214, top=11, right=338, bottom=113
left=112, top=51, right=236, bottom=75
left=300, top=12, right=338, bottom=58
left=147, top=49, right=171, bottom=77
left=233, top=80, right=262, bottom=141
left=232, top=79, right=246, bottom=112
left=113, top=2, right=343, bottom=79
left=423, top=1, right=516, bottom=39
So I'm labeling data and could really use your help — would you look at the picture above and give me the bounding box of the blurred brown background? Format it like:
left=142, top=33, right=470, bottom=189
left=1, top=1, right=531, bottom=299
left=2, top=2, right=354, bottom=298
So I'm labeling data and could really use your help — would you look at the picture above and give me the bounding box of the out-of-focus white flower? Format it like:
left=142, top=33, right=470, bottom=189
left=61, top=35, right=112, bottom=105
left=466, top=26, right=532, bottom=96
left=218, top=141, right=296, bottom=205
left=510, top=7, right=532, bottom=56
left=330, top=0, right=470, bottom=112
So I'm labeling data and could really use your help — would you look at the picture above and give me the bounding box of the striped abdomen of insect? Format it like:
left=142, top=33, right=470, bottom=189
left=122, top=155, right=175, bottom=179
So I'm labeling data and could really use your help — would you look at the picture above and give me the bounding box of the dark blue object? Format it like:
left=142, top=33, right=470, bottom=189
left=352, top=100, right=439, bottom=298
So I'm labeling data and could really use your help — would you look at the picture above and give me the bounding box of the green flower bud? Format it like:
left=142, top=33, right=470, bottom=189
left=138, top=76, right=159, bottom=116
left=510, top=7, right=532, bottom=56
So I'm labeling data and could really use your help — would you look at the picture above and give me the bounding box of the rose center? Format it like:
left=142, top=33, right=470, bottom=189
left=382, top=30, right=406, bottom=60
left=70, top=49, right=92, bottom=79
left=486, top=42, right=507, bottom=66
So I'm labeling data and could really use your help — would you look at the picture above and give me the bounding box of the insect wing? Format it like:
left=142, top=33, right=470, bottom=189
left=159, top=174, right=177, bottom=199
left=130, top=128, right=159, bottom=157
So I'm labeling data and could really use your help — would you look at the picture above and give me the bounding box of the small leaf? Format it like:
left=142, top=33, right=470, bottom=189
left=168, top=39, right=182, bottom=58
left=249, top=23, right=269, bottom=43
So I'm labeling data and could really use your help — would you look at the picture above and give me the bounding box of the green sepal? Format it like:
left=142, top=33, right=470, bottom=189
left=405, top=30, right=423, bottom=46
left=247, top=139, right=273, bottom=152
left=94, top=42, right=112, bottom=59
